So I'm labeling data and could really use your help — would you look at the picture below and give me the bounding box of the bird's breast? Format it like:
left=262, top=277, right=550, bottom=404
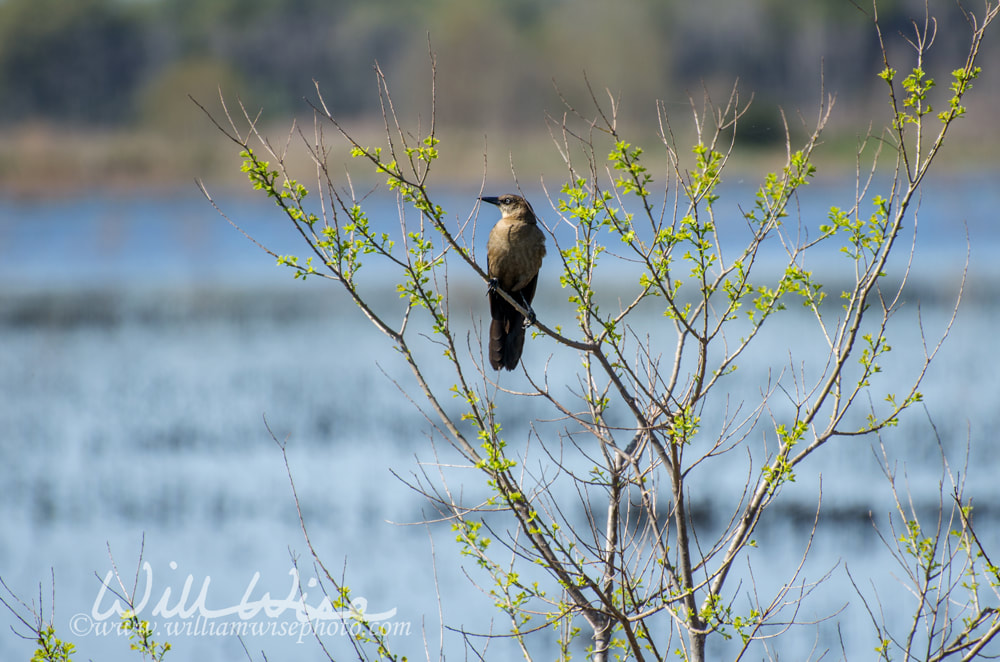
left=487, top=220, right=546, bottom=291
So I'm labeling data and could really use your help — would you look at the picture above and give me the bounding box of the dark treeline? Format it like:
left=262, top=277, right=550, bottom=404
left=0, top=0, right=993, bottom=141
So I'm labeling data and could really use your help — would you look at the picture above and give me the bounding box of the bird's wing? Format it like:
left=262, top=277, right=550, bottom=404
left=518, top=272, right=539, bottom=307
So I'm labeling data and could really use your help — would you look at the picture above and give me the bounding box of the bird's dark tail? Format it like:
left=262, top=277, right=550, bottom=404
left=489, top=292, right=525, bottom=371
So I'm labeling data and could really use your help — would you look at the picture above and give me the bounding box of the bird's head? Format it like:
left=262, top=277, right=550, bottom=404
left=480, top=194, right=536, bottom=223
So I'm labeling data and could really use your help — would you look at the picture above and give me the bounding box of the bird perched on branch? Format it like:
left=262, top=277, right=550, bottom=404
left=482, top=194, right=546, bottom=371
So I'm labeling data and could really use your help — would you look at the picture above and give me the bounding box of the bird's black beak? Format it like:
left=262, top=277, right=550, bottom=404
left=479, top=196, right=501, bottom=206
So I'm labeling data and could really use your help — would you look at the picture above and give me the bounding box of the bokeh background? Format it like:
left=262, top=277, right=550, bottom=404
left=0, top=0, right=997, bottom=191
left=1, top=0, right=998, bottom=659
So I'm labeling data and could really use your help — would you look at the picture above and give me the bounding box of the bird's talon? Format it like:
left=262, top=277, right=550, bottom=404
left=487, top=278, right=498, bottom=293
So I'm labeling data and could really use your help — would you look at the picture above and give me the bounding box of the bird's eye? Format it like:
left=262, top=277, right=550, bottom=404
left=502, top=197, right=512, bottom=205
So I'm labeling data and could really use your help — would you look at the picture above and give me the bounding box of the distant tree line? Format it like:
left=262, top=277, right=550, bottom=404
left=0, top=0, right=991, bottom=141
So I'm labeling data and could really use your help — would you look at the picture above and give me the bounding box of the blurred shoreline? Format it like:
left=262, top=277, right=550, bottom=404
left=1, top=117, right=996, bottom=199
left=1, top=0, right=996, bottom=199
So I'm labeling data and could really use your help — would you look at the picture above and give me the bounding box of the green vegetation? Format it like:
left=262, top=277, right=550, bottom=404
left=193, top=2, right=999, bottom=659
left=3, top=1, right=999, bottom=660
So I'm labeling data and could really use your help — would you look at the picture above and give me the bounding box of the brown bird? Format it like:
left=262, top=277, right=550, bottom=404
left=482, top=194, right=546, bottom=371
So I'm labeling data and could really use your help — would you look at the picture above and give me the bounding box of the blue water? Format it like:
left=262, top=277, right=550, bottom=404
left=1, top=177, right=998, bottom=660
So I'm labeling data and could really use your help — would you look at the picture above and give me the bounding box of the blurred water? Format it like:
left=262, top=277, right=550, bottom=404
left=0, top=178, right=998, bottom=660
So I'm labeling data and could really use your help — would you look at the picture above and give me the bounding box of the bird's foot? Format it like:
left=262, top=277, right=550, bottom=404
left=518, top=294, right=537, bottom=326
left=487, top=278, right=498, bottom=294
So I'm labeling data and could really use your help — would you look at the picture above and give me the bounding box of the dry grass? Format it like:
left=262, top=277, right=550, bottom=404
left=0, top=108, right=995, bottom=198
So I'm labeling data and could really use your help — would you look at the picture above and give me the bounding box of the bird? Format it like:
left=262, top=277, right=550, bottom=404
left=481, top=194, right=546, bottom=371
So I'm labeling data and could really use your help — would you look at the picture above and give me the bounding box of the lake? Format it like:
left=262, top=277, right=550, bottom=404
left=1, top=176, right=998, bottom=660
